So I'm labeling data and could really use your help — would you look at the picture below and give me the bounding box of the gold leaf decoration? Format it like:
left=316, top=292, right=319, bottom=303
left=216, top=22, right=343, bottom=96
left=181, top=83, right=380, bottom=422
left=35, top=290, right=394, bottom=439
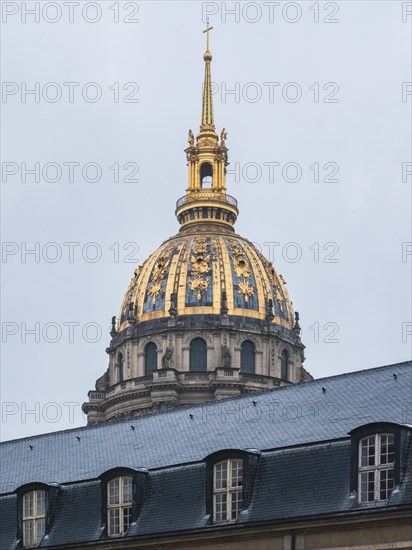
left=233, top=256, right=251, bottom=279
left=148, top=254, right=170, bottom=305
left=189, top=277, right=209, bottom=301
left=190, top=254, right=210, bottom=275
left=229, top=240, right=255, bottom=304
left=237, top=280, right=254, bottom=303
left=189, top=239, right=211, bottom=301
left=193, top=238, right=208, bottom=255
left=266, top=265, right=284, bottom=312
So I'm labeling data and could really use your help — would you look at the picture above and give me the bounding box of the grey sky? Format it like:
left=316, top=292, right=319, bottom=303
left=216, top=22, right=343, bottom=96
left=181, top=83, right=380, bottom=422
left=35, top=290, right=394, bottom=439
left=1, top=0, right=411, bottom=441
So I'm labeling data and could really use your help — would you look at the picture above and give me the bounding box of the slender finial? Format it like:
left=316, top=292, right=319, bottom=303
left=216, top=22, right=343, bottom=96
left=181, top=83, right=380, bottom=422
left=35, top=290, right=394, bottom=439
left=201, top=20, right=215, bottom=129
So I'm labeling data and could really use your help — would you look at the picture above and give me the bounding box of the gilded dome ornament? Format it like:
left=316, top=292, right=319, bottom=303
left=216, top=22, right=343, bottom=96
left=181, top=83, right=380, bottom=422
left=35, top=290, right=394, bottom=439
left=191, top=255, right=210, bottom=275
left=148, top=255, right=170, bottom=305
left=188, top=238, right=211, bottom=301
left=233, top=257, right=251, bottom=279
left=189, top=276, right=210, bottom=301
left=237, top=280, right=255, bottom=303
left=148, top=281, right=162, bottom=305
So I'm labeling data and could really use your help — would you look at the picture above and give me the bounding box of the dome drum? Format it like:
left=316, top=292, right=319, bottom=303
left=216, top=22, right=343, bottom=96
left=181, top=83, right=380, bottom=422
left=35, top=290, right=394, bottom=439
left=82, top=317, right=308, bottom=424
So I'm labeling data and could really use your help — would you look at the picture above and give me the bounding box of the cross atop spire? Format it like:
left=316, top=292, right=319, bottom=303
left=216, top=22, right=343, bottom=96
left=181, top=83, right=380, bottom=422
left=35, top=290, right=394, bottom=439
left=203, top=19, right=213, bottom=52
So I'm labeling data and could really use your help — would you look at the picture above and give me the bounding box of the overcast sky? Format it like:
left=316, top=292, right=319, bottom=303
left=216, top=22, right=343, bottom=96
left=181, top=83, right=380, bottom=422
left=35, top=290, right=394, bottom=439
left=1, top=1, right=411, bottom=441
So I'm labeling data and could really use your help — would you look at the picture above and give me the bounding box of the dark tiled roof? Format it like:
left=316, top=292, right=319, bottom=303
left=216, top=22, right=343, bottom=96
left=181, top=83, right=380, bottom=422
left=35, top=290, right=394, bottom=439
left=2, top=362, right=410, bottom=489
left=42, top=483, right=102, bottom=547
left=1, top=363, right=411, bottom=548
left=132, top=464, right=207, bottom=536
left=248, top=441, right=353, bottom=522
left=0, top=495, right=17, bottom=550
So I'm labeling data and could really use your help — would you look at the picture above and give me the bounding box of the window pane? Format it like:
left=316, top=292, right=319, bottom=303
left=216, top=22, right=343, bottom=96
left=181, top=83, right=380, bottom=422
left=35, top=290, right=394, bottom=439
left=122, top=477, right=133, bottom=504
left=213, top=493, right=227, bottom=522
left=379, top=468, right=395, bottom=500
left=123, top=506, right=133, bottom=532
left=214, top=462, right=228, bottom=489
left=108, top=478, right=120, bottom=505
left=23, top=492, right=34, bottom=517
left=36, top=517, right=46, bottom=541
left=23, top=520, right=34, bottom=546
left=108, top=508, right=120, bottom=535
left=36, top=490, right=46, bottom=515
left=360, top=471, right=375, bottom=502
left=361, top=436, right=375, bottom=467
left=231, top=490, right=242, bottom=520
left=231, top=459, right=243, bottom=487
left=380, top=434, right=395, bottom=465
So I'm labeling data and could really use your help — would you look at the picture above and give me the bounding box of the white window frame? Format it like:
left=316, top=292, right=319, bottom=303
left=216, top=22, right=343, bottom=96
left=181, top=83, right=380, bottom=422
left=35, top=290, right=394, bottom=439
left=213, top=458, right=243, bottom=523
left=107, top=476, right=133, bottom=536
left=22, top=489, right=46, bottom=547
left=358, top=433, right=395, bottom=503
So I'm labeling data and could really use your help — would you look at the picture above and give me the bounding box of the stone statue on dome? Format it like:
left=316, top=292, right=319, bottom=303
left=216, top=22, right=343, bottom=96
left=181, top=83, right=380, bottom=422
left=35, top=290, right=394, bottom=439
left=220, top=128, right=227, bottom=146
left=188, top=129, right=195, bottom=147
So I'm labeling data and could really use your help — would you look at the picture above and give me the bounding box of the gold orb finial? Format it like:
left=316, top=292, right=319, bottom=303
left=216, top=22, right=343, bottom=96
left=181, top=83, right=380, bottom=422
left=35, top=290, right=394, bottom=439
left=204, top=50, right=212, bottom=62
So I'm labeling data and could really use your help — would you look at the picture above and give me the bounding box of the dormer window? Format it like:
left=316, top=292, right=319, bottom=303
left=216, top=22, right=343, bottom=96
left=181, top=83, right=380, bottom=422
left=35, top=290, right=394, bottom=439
left=22, top=489, right=46, bottom=547
left=101, top=468, right=147, bottom=538
left=359, top=433, right=395, bottom=502
left=107, top=476, right=133, bottom=536
left=213, top=458, right=243, bottom=523
left=205, top=449, right=260, bottom=525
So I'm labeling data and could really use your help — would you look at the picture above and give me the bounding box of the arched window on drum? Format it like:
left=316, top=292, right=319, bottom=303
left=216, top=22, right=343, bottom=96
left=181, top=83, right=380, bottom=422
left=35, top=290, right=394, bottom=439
left=190, top=338, right=207, bottom=372
left=144, top=343, right=158, bottom=376
left=117, top=353, right=124, bottom=383
left=240, top=340, right=255, bottom=374
left=280, top=349, right=289, bottom=381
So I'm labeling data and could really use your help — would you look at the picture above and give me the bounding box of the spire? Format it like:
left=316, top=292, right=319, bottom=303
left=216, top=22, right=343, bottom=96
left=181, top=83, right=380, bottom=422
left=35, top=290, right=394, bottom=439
left=175, top=24, right=239, bottom=232
left=201, top=20, right=214, bottom=130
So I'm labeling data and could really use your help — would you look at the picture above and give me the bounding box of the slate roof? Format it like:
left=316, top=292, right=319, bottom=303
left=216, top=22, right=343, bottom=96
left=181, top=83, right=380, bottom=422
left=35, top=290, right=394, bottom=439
left=2, top=362, right=411, bottom=489
left=1, top=362, right=411, bottom=548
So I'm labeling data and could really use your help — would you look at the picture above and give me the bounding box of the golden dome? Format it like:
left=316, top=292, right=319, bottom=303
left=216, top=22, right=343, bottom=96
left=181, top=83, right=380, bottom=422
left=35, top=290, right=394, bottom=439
left=117, top=33, right=294, bottom=335
left=118, top=229, right=294, bottom=332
